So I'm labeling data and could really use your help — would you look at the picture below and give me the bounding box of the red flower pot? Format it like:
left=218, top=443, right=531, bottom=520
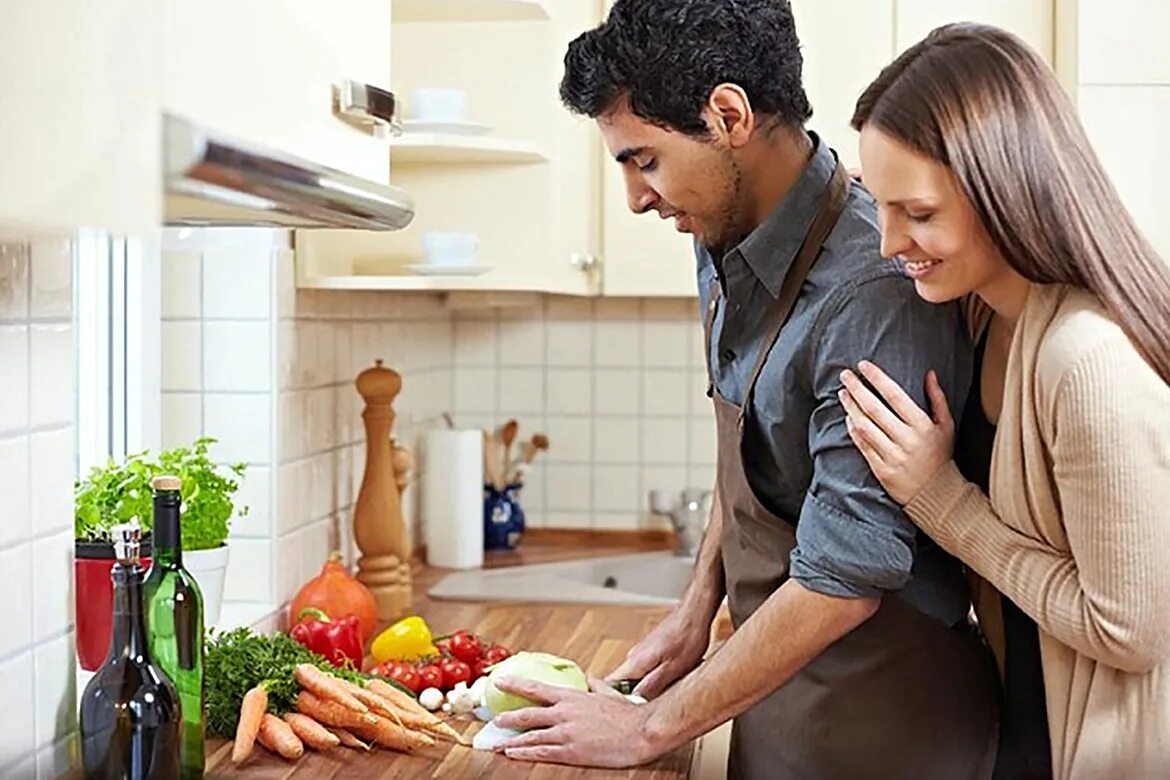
left=75, top=538, right=151, bottom=672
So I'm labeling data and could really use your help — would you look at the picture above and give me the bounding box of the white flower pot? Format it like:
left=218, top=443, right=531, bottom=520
left=185, top=544, right=230, bottom=627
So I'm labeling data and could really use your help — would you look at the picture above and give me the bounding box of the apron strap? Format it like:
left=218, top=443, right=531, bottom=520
left=740, top=161, right=850, bottom=420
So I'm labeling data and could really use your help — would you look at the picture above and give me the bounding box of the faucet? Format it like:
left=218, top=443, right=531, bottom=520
left=649, top=488, right=713, bottom=558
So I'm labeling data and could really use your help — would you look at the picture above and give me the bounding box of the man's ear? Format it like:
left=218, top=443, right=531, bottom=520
left=707, top=84, right=754, bottom=147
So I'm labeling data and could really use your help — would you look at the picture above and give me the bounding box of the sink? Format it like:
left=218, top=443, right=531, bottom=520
left=428, top=552, right=697, bottom=605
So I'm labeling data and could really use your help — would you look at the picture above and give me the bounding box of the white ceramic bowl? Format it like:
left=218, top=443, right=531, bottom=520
left=410, top=87, right=467, bottom=123
left=422, top=231, right=478, bottom=265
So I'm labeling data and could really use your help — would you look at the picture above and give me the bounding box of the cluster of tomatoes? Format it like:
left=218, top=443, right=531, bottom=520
left=371, top=629, right=511, bottom=695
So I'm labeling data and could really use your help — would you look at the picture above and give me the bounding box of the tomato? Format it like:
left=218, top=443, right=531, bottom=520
left=374, top=661, right=402, bottom=678
left=418, top=663, right=444, bottom=691
left=483, top=645, right=511, bottom=665
left=441, top=658, right=472, bottom=689
left=472, top=658, right=491, bottom=680
left=389, top=665, right=422, bottom=694
left=449, top=630, right=481, bottom=664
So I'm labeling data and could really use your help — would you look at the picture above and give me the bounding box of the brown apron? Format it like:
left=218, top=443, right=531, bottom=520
left=706, top=162, right=999, bottom=780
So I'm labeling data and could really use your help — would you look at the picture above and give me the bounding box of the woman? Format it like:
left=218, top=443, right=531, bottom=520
left=838, top=22, right=1170, bottom=780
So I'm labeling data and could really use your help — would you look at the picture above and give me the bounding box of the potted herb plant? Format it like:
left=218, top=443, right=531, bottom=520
left=74, top=437, right=247, bottom=671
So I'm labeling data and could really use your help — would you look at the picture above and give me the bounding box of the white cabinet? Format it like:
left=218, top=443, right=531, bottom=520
left=0, top=0, right=160, bottom=234
left=895, top=0, right=1053, bottom=61
left=792, top=0, right=895, bottom=170
left=1075, top=0, right=1170, bottom=84
left=161, top=0, right=391, bottom=184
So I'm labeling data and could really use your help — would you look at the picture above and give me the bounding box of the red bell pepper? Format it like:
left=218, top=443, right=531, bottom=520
left=289, top=607, right=364, bottom=669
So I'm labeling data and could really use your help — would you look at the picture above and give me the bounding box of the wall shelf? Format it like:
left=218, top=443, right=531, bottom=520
left=392, top=0, right=548, bottom=23
left=297, top=272, right=559, bottom=293
left=390, top=133, right=549, bottom=164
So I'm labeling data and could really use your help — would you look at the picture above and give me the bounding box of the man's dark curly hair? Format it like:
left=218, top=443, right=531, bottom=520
left=560, top=0, right=812, bottom=137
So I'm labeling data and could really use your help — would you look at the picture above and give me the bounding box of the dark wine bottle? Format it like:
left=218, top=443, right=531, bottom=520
left=79, top=520, right=181, bottom=779
left=142, top=475, right=205, bottom=779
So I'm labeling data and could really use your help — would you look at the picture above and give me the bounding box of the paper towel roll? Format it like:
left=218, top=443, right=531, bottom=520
left=421, top=429, right=484, bottom=569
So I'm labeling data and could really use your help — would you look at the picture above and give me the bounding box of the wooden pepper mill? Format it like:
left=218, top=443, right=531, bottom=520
left=352, top=359, right=413, bottom=621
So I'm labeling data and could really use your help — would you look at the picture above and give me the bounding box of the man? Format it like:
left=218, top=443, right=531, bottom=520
left=492, top=2, right=999, bottom=777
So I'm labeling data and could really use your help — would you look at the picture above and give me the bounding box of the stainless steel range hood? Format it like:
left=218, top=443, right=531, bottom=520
left=162, top=113, right=414, bottom=230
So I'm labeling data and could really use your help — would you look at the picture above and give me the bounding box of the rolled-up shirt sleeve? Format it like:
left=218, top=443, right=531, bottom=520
left=788, top=273, right=973, bottom=599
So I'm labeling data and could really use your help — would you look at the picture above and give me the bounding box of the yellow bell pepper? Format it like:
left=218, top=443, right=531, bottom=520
left=370, top=615, right=439, bottom=662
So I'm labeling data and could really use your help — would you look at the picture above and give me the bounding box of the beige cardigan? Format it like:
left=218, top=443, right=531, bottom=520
left=906, top=284, right=1170, bottom=779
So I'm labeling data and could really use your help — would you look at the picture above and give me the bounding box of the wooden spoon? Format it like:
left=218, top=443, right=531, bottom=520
left=500, top=419, right=519, bottom=478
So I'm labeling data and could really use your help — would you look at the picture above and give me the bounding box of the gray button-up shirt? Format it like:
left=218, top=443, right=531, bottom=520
left=697, top=135, right=973, bottom=626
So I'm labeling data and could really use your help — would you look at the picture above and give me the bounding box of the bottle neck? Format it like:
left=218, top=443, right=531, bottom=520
left=152, top=491, right=183, bottom=565
left=108, top=561, right=150, bottom=659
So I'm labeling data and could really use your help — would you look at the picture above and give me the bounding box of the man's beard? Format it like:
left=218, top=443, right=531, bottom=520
left=702, top=160, right=749, bottom=259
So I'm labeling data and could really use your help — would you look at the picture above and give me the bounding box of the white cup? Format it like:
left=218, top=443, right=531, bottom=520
left=422, top=231, right=478, bottom=266
left=410, top=87, right=467, bottom=122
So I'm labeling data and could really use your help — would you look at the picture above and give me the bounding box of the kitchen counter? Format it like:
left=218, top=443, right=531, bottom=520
left=204, top=530, right=699, bottom=779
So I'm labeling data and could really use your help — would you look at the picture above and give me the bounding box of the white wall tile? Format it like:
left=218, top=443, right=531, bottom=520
left=162, top=251, right=202, bottom=319
left=161, top=321, right=202, bottom=391
left=592, top=418, right=639, bottom=464
left=548, top=368, right=593, bottom=415
left=545, top=416, right=592, bottom=463
left=31, top=532, right=72, bottom=643
left=689, top=368, right=711, bottom=416
left=277, top=460, right=312, bottom=535
left=202, top=252, right=272, bottom=320
left=642, top=298, right=695, bottom=320
left=688, top=463, right=717, bottom=492
left=28, top=325, right=71, bottom=428
left=275, top=534, right=300, bottom=609
left=544, top=511, right=592, bottom=530
left=29, top=429, right=72, bottom=537
left=28, top=238, right=72, bottom=318
left=203, top=321, right=272, bottom=392
left=4, top=754, right=36, bottom=780
left=689, top=417, right=718, bottom=466
left=544, top=464, right=592, bottom=512
left=640, top=465, right=690, bottom=497
left=641, top=418, right=689, bottom=465
left=310, top=454, right=333, bottom=522
left=594, top=512, right=641, bottom=531
left=161, top=393, right=202, bottom=450
left=276, top=251, right=297, bottom=319
left=0, top=438, right=31, bottom=549
left=642, top=369, right=689, bottom=416
left=0, top=651, right=35, bottom=770
left=454, top=367, right=497, bottom=414
left=0, top=545, right=33, bottom=659
left=298, top=522, right=331, bottom=601
left=592, top=368, right=637, bottom=416
left=516, top=469, right=544, bottom=520
left=231, top=466, right=271, bottom=539
left=546, top=321, right=592, bottom=366
left=36, top=733, right=76, bottom=780
left=223, top=538, right=273, bottom=603
left=204, top=394, right=273, bottom=465
left=546, top=296, right=591, bottom=319
left=497, top=320, right=545, bottom=366
left=593, top=465, right=640, bottom=513
left=454, top=318, right=497, bottom=366
left=642, top=321, right=691, bottom=368
left=33, top=633, right=74, bottom=749
left=0, top=243, right=30, bottom=320
left=278, top=390, right=307, bottom=461
left=594, top=320, right=641, bottom=367
left=498, top=367, right=544, bottom=415
left=331, top=324, right=353, bottom=384
left=0, top=326, right=29, bottom=434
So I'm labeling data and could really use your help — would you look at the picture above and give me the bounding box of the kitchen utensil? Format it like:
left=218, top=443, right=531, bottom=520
left=500, top=418, right=519, bottom=474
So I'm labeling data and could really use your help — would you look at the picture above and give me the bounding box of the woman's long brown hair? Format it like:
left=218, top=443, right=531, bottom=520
left=852, top=23, right=1170, bottom=385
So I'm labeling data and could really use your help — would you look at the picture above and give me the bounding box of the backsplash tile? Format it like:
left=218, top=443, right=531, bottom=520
left=202, top=248, right=272, bottom=319
left=0, top=236, right=77, bottom=775
left=203, top=321, right=272, bottom=392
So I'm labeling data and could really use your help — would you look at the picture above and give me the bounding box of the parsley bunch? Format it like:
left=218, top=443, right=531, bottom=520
left=74, top=436, right=247, bottom=551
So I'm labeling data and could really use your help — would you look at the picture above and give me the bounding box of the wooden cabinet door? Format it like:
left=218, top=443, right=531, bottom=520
left=161, top=0, right=391, bottom=183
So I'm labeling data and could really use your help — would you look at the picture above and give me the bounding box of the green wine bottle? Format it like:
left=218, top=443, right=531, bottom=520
left=142, top=475, right=206, bottom=779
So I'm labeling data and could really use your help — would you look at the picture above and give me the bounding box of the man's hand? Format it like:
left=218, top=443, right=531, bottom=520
left=493, top=676, right=663, bottom=768
left=605, top=605, right=712, bottom=698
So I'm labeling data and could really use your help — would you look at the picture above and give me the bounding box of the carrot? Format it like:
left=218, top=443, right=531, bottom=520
left=296, top=691, right=378, bottom=731
left=353, top=715, right=436, bottom=753
left=257, top=713, right=304, bottom=760
left=327, top=727, right=371, bottom=751
left=231, top=683, right=269, bottom=764
left=294, top=664, right=368, bottom=713
left=365, top=678, right=464, bottom=743
left=339, top=679, right=404, bottom=727
left=282, top=713, right=341, bottom=751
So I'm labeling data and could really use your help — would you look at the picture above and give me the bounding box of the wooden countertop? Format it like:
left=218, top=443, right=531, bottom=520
left=205, top=530, right=697, bottom=779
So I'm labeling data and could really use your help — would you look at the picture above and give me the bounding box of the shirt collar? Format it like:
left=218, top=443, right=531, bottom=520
left=731, top=132, right=839, bottom=299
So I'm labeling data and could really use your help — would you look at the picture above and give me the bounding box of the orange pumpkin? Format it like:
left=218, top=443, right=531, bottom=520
left=289, top=551, right=379, bottom=644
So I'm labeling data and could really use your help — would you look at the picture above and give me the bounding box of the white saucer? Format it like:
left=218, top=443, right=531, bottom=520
left=401, top=119, right=492, bottom=136
left=405, top=263, right=491, bottom=277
